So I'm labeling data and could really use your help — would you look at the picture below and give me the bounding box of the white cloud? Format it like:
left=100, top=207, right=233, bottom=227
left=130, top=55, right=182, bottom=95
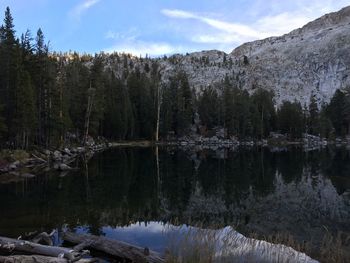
left=104, top=26, right=191, bottom=57
left=105, top=28, right=139, bottom=42
left=104, top=40, right=187, bottom=57
left=161, top=1, right=349, bottom=51
left=69, top=0, right=100, bottom=20
left=161, top=9, right=267, bottom=39
left=256, top=12, right=312, bottom=35
left=161, top=9, right=196, bottom=19
left=102, top=1, right=349, bottom=56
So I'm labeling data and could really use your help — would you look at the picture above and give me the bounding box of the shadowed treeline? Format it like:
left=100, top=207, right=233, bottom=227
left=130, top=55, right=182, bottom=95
left=0, top=147, right=349, bottom=259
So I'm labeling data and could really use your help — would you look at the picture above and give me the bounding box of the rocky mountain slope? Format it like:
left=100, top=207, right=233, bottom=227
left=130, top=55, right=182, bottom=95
left=88, top=5, right=350, bottom=107
left=157, top=5, right=350, bottom=106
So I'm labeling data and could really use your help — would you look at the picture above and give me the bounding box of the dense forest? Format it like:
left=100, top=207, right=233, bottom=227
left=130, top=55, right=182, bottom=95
left=0, top=7, right=350, bottom=149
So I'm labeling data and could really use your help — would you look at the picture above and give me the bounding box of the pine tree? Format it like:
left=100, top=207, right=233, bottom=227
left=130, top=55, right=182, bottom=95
left=343, top=86, right=350, bottom=135
left=308, top=93, right=320, bottom=135
left=319, top=105, right=334, bottom=138
left=65, top=55, right=90, bottom=137
left=326, top=90, right=347, bottom=136
left=277, top=101, right=303, bottom=139
left=0, top=7, right=19, bottom=144
left=175, top=72, right=193, bottom=135
left=33, top=28, right=51, bottom=145
left=16, top=70, right=36, bottom=148
left=236, top=90, right=253, bottom=138
left=0, top=104, right=7, bottom=141
left=251, top=88, right=276, bottom=138
left=160, top=81, right=174, bottom=137
left=88, top=55, right=106, bottom=138
left=50, top=58, right=71, bottom=145
left=198, top=86, right=219, bottom=129
left=222, top=77, right=236, bottom=137
left=20, top=29, right=33, bottom=70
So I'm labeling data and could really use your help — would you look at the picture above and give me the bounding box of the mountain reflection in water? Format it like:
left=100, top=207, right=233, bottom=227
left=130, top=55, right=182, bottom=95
left=0, top=146, right=349, bottom=255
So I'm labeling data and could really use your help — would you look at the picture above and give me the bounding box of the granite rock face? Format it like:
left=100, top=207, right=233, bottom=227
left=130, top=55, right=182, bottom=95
left=156, top=6, right=350, bottom=106
left=230, top=5, right=350, bottom=105
left=88, top=6, right=350, bottom=107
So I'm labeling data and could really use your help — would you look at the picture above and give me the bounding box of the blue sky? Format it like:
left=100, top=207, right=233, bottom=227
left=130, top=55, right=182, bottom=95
left=0, top=0, right=349, bottom=56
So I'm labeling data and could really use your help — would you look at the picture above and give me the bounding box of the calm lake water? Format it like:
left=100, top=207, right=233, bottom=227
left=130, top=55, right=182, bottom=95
left=0, top=146, right=349, bottom=255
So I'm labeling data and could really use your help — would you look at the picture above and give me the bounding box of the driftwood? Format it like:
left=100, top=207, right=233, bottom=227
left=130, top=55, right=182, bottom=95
left=30, top=231, right=55, bottom=246
left=0, top=256, right=97, bottom=263
left=31, top=154, right=47, bottom=164
left=0, top=236, right=87, bottom=261
left=63, top=232, right=165, bottom=263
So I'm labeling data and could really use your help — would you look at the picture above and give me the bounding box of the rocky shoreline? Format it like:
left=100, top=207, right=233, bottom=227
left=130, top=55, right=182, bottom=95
left=1, top=133, right=349, bottom=182
left=0, top=140, right=110, bottom=182
left=156, top=133, right=350, bottom=150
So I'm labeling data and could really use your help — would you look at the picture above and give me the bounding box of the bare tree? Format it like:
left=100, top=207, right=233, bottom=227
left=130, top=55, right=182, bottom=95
left=83, top=83, right=95, bottom=146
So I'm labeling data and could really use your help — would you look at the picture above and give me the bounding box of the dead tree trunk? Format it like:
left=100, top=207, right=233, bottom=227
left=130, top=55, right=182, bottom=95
left=0, top=256, right=97, bottom=263
left=83, top=84, right=95, bottom=146
left=30, top=231, right=55, bottom=246
left=0, top=236, right=86, bottom=261
left=62, top=232, right=164, bottom=263
left=155, top=83, right=162, bottom=142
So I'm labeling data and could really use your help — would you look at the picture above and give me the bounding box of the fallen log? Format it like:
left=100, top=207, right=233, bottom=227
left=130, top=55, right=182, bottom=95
left=30, top=230, right=55, bottom=246
left=0, top=255, right=97, bottom=263
left=62, top=232, right=164, bottom=263
left=0, top=236, right=86, bottom=261
left=31, top=154, right=47, bottom=164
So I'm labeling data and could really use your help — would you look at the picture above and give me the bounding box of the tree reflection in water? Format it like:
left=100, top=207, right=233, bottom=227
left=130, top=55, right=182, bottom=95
left=0, top=146, right=349, bottom=257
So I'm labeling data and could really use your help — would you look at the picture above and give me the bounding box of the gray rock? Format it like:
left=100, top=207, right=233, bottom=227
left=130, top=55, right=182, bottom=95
left=123, top=7, right=350, bottom=108
left=59, top=163, right=72, bottom=171
left=21, top=173, right=36, bottom=178
left=9, top=171, right=20, bottom=176
left=9, top=161, right=20, bottom=170
left=59, top=171, right=69, bottom=177
left=53, top=150, right=62, bottom=158
left=63, top=148, right=71, bottom=155
left=76, top=147, right=85, bottom=153
left=0, top=167, right=9, bottom=173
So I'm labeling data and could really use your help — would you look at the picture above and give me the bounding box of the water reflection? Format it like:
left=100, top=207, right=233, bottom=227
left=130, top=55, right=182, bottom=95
left=0, top=146, right=349, bottom=252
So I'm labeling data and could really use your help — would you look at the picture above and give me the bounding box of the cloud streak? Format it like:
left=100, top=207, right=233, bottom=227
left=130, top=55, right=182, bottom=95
left=161, top=9, right=266, bottom=40
left=103, top=1, right=350, bottom=56
left=104, top=40, right=187, bottom=57
left=104, top=28, right=186, bottom=57
left=161, top=1, right=348, bottom=52
left=70, top=0, right=100, bottom=20
left=161, top=8, right=311, bottom=44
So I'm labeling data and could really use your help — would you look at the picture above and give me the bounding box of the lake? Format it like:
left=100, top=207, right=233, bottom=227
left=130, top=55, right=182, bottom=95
left=0, top=146, right=349, bottom=259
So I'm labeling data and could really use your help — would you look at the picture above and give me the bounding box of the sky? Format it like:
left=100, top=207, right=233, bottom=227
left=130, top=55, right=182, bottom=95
left=0, top=0, right=349, bottom=56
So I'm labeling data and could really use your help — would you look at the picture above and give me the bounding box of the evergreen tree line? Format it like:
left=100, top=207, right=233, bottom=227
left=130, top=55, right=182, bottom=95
left=0, top=7, right=161, bottom=148
left=196, top=77, right=350, bottom=140
left=1, top=7, right=350, bottom=149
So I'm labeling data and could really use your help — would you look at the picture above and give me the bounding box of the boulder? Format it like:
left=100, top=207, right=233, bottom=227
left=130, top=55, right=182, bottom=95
left=53, top=150, right=62, bottom=158
left=63, top=148, right=71, bottom=155
left=21, top=173, right=36, bottom=178
left=9, top=171, right=20, bottom=176
left=76, top=147, right=85, bottom=153
left=9, top=161, right=20, bottom=170
left=59, top=163, right=72, bottom=171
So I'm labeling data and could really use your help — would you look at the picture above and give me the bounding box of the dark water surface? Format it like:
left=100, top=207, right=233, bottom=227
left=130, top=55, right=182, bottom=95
left=0, top=146, right=349, bottom=254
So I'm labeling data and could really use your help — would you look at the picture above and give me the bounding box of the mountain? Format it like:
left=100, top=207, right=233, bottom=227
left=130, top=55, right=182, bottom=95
left=157, top=6, right=350, bottom=106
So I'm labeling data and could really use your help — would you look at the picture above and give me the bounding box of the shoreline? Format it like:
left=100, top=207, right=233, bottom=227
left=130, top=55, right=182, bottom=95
left=1, top=135, right=349, bottom=181
left=0, top=141, right=109, bottom=182
left=0, top=141, right=348, bottom=262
